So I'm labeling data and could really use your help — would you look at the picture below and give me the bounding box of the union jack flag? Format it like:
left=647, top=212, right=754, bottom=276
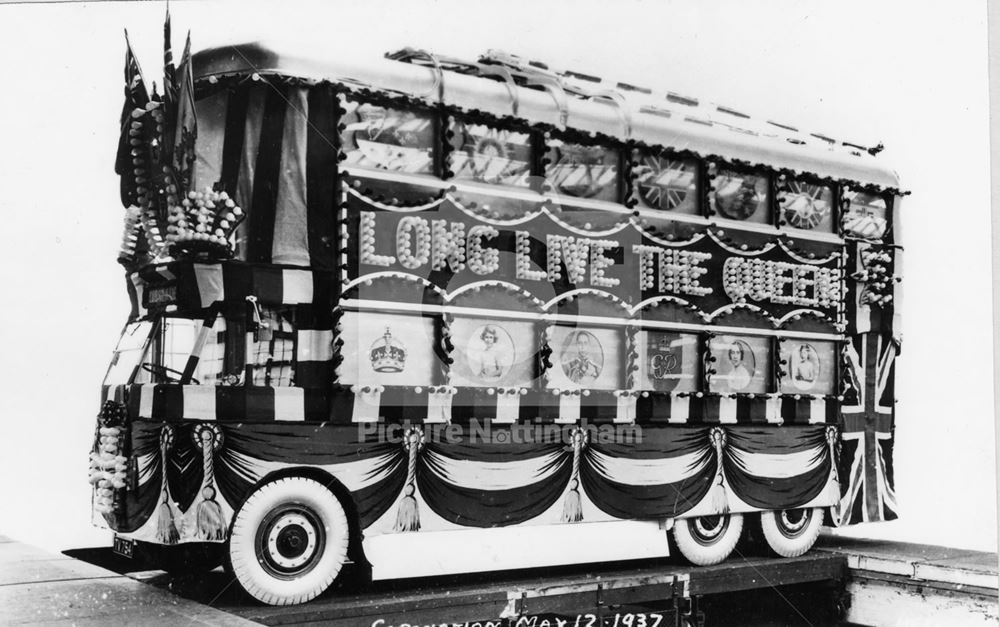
left=834, top=332, right=898, bottom=525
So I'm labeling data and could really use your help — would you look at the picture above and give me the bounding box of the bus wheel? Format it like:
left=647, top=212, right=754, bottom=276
left=759, top=508, right=824, bottom=558
left=228, top=476, right=350, bottom=605
left=673, top=513, right=744, bottom=566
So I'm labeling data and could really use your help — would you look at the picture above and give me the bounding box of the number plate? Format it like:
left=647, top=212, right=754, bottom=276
left=112, top=535, right=134, bottom=558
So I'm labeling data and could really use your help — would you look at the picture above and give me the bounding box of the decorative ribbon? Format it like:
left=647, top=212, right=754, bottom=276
left=154, top=426, right=179, bottom=543
left=561, top=427, right=588, bottom=523
left=193, top=423, right=226, bottom=541
left=394, top=427, right=424, bottom=532
left=709, top=427, right=729, bottom=514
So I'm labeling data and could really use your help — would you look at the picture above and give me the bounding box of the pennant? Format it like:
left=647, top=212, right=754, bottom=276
left=162, top=5, right=177, bottom=108
left=172, top=31, right=197, bottom=195
left=114, top=30, right=149, bottom=207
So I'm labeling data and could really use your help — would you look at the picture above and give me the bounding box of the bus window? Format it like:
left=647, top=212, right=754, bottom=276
left=103, top=321, right=153, bottom=386
left=544, top=140, right=620, bottom=203
left=842, top=190, right=889, bottom=240
left=247, top=307, right=296, bottom=386
left=138, top=317, right=227, bottom=385
left=446, top=119, right=532, bottom=187
left=780, top=178, right=835, bottom=233
left=447, top=317, right=538, bottom=388
left=546, top=326, right=623, bottom=391
left=338, top=98, right=435, bottom=175
left=710, top=167, right=770, bottom=225
left=634, top=151, right=700, bottom=215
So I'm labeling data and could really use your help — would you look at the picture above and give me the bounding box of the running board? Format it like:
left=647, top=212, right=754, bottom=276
left=364, top=520, right=671, bottom=580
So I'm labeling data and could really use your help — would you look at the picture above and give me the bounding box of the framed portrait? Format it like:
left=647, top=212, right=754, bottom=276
left=781, top=179, right=835, bottom=233
left=708, top=334, right=771, bottom=394
left=338, top=311, right=437, bottom=387
left=634, top=152, right=700, bottom=214
left=446, top=120, right=532, bottom=187
left=635, top=330, right=699, bottom=393
left=546, top=326, right=622, bottom=391
left=338, top=99, right=435, bottom=175
left=448, top=318, right=537, bottom=388
left=710, top=168, right=770, bottom=224
left=779, top=339, right=836, bottom=395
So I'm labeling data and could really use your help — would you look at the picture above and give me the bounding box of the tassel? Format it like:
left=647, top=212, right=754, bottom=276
left=826, top=426, right=847, bottom=525
left=154, top=426, right=179, bottom=544
left=561, top=428, right=586, bottom=523
left=394, top=428, right=423, bottom=532
left=194, top=424, right=226, bottom=541
left=709, top=427, right=729, bottom=514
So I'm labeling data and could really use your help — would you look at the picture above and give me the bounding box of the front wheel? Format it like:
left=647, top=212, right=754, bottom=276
left=758, top=508, right=824, bottom=558
left=228, top=477, right=350, bottom=605
left=672, top=513, right=744, bottom=566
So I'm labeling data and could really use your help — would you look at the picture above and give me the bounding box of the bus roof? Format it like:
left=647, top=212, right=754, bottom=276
left=192, top=40, right=901, bottom=190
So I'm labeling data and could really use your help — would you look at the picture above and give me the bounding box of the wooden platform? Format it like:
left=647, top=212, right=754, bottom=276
left=816, top=533, right=999, bottom=626
left=3, top=531, right=995, bottom=626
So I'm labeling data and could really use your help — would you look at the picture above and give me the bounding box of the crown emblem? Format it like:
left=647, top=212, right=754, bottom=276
left=370, top=327, right=407, bottom=373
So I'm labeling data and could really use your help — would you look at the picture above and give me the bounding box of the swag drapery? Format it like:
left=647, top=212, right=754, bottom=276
left=116, top=421, right=836, bottom=536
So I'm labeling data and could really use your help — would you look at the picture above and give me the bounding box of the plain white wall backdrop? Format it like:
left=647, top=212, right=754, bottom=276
left=0, top=0, right=994, bottom=553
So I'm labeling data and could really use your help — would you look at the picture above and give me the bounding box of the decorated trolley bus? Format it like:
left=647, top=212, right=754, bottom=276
left=91, top=26, right=904, bottom=606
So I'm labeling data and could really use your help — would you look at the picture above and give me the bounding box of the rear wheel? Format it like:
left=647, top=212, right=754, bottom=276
left=758, top=508, right=824, bottom=557
left=673, top=513, right=744, bottom=566
left=228, top=477, right=350, bottom=605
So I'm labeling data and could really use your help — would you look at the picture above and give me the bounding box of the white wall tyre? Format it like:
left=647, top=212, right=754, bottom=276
left=228, top=477, right=350, bottom=605
left=759, top=508, right=824, bottom=558
left=673, top=513, right=744, bottom=566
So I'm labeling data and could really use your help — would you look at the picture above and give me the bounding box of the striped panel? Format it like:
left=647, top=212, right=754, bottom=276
left=717, top=396, right=738, bottom=424
left=352, top=389, right=382, bottom=423
left=138, top=384, right=155, bottom=418
left=272, top=87, right=310, bottom=266
left=192, top=264, right=225, bottom=307
left=494, top=392, right=520, bottom=423
left=427, top=390, right=454, bottom=423
left=282, top=269, right=314, bottom=303
left=234, top=86, right=266, bottom=261
left=130, top=273, right=147, bottom=319
left=297, top=329, right=333, bottom=362
left=247, top=85, right=288, bottom=263
left=305, top=85, right=339, bottom=270
left=191, top=89, right=229, bottom=193
left=615, top=395, right=637, bottom=424
left=273, top=387, right=305, bottom=421
left=668, top=395, right=690, bottom=423
left=183, top=385, right=216, bottom=420
left=556, top=394, right=581, bottom=424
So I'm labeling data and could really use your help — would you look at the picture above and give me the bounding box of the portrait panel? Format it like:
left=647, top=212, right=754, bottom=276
left=449, top=318, right=537, bottom=388
left=546, top=326, right=621, bottom=391
left=779, top=339, right=836, bottom=395
left=708, top=335, right=771, bottom=394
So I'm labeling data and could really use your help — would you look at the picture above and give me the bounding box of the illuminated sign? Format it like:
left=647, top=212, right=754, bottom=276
left=347, top=194, right=841, bottom=322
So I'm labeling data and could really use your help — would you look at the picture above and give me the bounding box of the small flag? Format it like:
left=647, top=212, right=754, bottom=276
left=114, top=30, right=150, bottom=207
left=162, top=5, right=177, bottom=108
left=172, top=31, right=197, bottom=195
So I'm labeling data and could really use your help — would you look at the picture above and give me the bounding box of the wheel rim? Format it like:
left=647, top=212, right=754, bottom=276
left=691, top=515, right=730, bottom=546
left=776, top=509, right=812, bottom=538
left=256, top=504, right=326, bottom=579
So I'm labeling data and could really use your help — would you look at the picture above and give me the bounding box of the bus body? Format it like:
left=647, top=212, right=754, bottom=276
left=92, top=36, right=903, bottom=604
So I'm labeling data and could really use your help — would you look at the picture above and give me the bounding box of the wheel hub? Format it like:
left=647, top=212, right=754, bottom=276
left=258, top=508, right=325, bottom=577
left=779, top=509, right=810, bottom=534
left=693, top=515, right=728, bottom=543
